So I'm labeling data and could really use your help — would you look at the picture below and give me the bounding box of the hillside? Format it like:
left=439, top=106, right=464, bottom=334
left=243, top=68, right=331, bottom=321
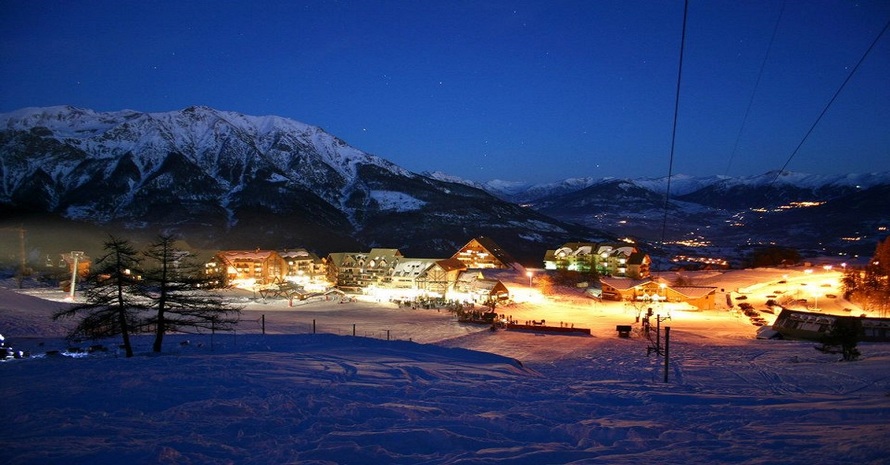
left=2, top=271, right=889, bottom=464
left=480, top=171, right=890, bottom=266
left=0, top=106, right=607, bottom=265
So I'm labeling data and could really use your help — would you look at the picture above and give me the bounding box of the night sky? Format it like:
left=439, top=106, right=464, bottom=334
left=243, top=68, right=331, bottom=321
left=2, top=1, right=888, bottom=183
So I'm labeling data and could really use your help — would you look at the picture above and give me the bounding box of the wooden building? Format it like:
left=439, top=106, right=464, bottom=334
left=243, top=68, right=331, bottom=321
left=327, top=249, right=486, bottom=299
left=452, top=237, right=522, bottom=271
left=326, top=249, right=403, bottom=291
left=543, top=242, right=651, bottom=279
left=453, top=271, right=510, bottom=303
left=279, top=249, right=325, bottom=279
left=417, top=258, right=467, bottom=296
left=390, top=258, right=440, bottom=291
left=210, top=249, right=287, bottom=285
left=599, top=277, right=716, bottom=310
left=772, top=309, right=890, bottom=342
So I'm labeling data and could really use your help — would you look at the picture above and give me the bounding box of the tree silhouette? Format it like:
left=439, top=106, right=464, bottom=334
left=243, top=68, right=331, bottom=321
left=841, top=236, right=890, bottom=316
left=53, top=235, right=144, bottom=357
left=141, top=235, right=240, bottom=352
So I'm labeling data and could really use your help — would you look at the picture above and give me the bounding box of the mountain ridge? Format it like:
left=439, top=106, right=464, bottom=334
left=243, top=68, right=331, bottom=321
left=2, top=105, right=887, bottom=269
left=462, top=170, right=890, bottom=205
left=0, top=106, right=605, bottom=265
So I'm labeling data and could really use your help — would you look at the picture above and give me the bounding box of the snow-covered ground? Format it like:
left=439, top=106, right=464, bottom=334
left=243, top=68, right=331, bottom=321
left=2, top=267, right=889, bottom=464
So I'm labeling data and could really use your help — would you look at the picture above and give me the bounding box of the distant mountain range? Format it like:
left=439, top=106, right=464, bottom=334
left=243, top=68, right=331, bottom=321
left=2, top=106, right=887, bottom=269
left=0, top=106, right=604, bottom=265
left=427, top=170, right=890, bottom=266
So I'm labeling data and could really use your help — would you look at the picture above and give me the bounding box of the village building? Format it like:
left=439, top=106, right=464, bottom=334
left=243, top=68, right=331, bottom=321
left=209, top=249, right=287, bottom=285
left=599, top=276, right=717, bottom=310
left=389, top=258, right=440, bottom=292
left=325, top=248, right=510, bottom=303
left=416, top=258, right=467, bottom=296
left=452, top=270, right=511, bottom=304
left=626, top=251, right=652, bottom=280
left=326, top=248, right=404, bottom=291
left=279, top=249, right=325, bottom=279
left=772, top=308, right=890, bottom=342
left=452, top=237, right=524, bottom=271
left=543, top=242, right=651, bottom=279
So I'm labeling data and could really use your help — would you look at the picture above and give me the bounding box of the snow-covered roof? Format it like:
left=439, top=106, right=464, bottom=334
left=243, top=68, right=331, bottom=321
left=217, top=250, right=278, bottom=262
left=599, top=277, right=652, bottom=290
left=279, top=249, right=311, bottom=259
left=670, top=286, right=717, bottom=299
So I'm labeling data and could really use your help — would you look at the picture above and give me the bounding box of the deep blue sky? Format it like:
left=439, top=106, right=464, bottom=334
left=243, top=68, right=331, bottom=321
left=2, top=1, right=888, bottom=183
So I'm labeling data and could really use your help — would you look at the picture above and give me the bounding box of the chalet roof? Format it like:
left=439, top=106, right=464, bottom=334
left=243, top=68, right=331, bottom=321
left=435, top=257, right=466, bottom=272
left=325, top=252, right=349, bottom=267
left=279, top=249, right=311, bottom=259
left=470, top=278, right=502, bottom=292
left=455, top=271, right=507, bottom=294
left=548, top=242, right=645, bottom=262
left=475, top=268, right=523, bottom=282
left=458, top=236, right=521, bottom=270
left=599, top=277, right=652, bottom=290
left=627, top=251, right=650, bottom=265
left=217, top=250, right=279, bottom=262
left=391, top=259, right=437, bottom=278
left=560, top=242, right=598, bottom=256
left=613, top=247, right=635, bottom=257
left=670, top=286, right=717, bottom=299
left=476, top=236, right=516, bottom=266
left=457, top=271, right=482, bottom=284
left=368, top=248, right=402, bottom=259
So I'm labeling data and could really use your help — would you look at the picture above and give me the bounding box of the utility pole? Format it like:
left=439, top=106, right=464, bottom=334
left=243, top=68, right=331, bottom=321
left=68, top=251, right=84, bottom=300
left=664, top=326, right=671, bottom=383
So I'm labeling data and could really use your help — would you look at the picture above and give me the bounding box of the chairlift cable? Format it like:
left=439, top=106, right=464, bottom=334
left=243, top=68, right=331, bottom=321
left=659, top=0, right=689, bottom=255
left=768, top=16, right=890, bottom=188
left=725, top=0, right=786, bottom=175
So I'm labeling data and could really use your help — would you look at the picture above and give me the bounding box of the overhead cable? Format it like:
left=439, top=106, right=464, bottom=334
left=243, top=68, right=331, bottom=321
left=770, top=16, right=890, bottom=186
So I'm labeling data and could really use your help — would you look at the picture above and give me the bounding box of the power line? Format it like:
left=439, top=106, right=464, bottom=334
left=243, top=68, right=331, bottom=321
left=770, top=16, right=890, bottom=186
left=660, top=0, right=689, bottom=251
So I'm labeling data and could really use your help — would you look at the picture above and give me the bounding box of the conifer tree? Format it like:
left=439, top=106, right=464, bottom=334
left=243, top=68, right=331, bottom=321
left=141, top=235, right=240, bottom=352
left=53, top=235, right=144, bottom=357
left=871, top=236, right=890, bottom=316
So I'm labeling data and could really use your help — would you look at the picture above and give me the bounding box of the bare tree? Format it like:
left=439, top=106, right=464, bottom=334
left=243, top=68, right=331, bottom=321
left=141, top=235, right=240, bottom=352
left=53, top=235, right=144, bottom=357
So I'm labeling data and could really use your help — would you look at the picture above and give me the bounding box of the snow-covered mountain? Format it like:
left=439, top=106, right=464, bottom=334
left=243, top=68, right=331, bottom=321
left=3, top=105, right=885, bottom=268
left=0, top=106, right=604, bottom=264
left=477, top=171, right=890, bottom=265
left=482, top=171, right=890, bottom=205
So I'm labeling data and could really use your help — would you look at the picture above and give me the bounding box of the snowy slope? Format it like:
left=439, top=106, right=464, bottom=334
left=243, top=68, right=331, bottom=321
left=2, top=274, right=890, bottom=465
